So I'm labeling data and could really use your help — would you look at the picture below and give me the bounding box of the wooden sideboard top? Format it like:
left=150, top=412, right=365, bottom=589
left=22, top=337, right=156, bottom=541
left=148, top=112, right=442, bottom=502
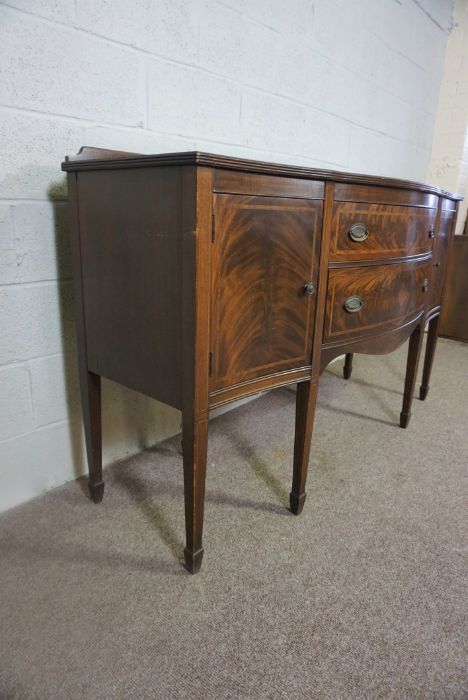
left=62, top=147, right=463, bottom=201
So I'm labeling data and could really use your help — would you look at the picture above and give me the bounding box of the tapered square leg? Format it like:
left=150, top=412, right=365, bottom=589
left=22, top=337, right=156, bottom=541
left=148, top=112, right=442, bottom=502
left=182, top=414, right=208, bottom=574
left=290, top=379, right=319, bottom=515
left=184, top=547, right=204, bottom=574
left=79, top=371, right=103, bottom=502
left=68, top=174, right=104, bottom=504
left=290, top=491, right=307, bottom=516
left=400, top=325, right=424, bottom=429
left=343, top=353, right=353, bottom=380
left=89, top=480, right=104, bottom=504
left=419, top=315, right=440, bottom=401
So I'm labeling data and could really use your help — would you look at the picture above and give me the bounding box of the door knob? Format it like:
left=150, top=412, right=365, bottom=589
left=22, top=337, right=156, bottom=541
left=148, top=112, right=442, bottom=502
left=303, top=282, right=316, bottom=296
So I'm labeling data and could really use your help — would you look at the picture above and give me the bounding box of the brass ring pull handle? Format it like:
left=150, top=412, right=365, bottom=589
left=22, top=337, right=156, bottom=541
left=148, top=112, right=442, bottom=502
left=422, top=278, right=429, bottom=292
left=428, top=224, right=435, bottom=238
left=303, top=282, right=316, bottom=296
left=349, top=223, right=369, bottom=242
left=344, top=295, right=364, bottom=313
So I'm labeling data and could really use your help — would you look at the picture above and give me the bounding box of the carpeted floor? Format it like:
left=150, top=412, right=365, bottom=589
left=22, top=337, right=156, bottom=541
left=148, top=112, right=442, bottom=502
left=0, top=338, right=467, bottom=700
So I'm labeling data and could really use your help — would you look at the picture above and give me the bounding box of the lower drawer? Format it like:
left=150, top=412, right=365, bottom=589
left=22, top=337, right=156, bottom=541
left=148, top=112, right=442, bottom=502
left=323, top=259, right=431, bottom=343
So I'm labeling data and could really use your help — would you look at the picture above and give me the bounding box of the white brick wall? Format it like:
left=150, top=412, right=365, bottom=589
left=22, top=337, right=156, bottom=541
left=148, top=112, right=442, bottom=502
left=428, top=0, right=468, bottom=235
left=0, top=0, right=455, bottom=512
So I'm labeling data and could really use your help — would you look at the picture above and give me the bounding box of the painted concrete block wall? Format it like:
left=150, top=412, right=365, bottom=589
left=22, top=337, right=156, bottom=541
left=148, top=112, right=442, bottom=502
left=0, top=0, right=454, bottom=512
left=427, top=0, right=468, bottom=235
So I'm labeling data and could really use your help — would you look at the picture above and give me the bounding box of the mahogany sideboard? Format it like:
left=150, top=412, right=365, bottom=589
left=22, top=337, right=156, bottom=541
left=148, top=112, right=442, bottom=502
left=62, top=148, right=461, bottom=573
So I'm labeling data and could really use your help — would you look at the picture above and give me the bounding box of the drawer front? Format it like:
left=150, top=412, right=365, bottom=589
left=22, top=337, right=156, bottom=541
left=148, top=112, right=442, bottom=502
left=334, top=183, right=438, bottom=208
left=330, top=203, right=436, bottom=262
left=324, top=259, right=431, bottom=343
left=213, top=169, right=324, bottom=199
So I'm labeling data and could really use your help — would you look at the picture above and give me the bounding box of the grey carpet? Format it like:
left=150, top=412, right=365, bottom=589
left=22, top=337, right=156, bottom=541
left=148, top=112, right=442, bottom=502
left=0, top=338, right=467, bottom=700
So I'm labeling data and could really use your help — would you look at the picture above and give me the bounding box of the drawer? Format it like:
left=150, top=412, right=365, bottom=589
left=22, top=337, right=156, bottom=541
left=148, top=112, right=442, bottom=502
left=329, top=203, right=437, bottom=262
left=213, top=169, right=324, bottom=199
left=323, top=259, right=431, bottom=343
left=333, top=183, right=439, bottom=208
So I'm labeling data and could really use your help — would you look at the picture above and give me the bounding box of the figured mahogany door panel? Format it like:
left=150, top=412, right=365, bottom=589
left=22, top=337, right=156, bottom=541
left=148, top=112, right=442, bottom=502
left=429, top=207, right=456, bottom=309
left=210, top=194, right=322, bottom=391
left=329, top=203, right=436, bottom=262
left=323, top=258, right=431, bottom=344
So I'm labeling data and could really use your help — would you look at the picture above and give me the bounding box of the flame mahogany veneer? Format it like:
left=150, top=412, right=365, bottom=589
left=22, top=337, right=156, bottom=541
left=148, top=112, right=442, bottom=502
left=62, top=149, right=462, bottom=574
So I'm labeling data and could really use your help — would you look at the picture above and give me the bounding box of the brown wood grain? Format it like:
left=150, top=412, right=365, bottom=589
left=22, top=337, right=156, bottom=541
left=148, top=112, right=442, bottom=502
left=209, top=366, right=312, bottom=408
left=429, top=208, right=456, bottom=308
left=66, top=172, right=104, bottom=503
left=333, top=183, right=439, bottom=208
left=65, top=146, right=141, bottom=162
left=77, top=166, right=185, bottom=408
left=62, top=150, right=462, bottom=202
left=420, top=315, right=440, bottom=400
left=180, top=166, right=212, bottom=573
left=330, top=203, right=436, bottom=262
left=400, top=324, right=424, bottom=428
left=210, top=194, right=322, bottom=391
left=288, top=182, right=336, bottom=516
left=418, top=199, right=459, bottom=406
left=320, top=312, right=424, bottom=369
left=324, top=258, right=431, bottom=343
left=213, top=170, right=324, bottom=199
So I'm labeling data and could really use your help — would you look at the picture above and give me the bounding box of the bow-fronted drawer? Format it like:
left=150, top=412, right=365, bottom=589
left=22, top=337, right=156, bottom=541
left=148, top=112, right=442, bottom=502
left=323, top=258, right=432, bottom=343
left=329, top=203, right=437, bottom=262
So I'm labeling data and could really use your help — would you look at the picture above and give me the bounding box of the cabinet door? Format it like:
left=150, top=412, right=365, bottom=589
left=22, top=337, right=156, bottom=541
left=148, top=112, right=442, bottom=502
left=210, top=194, right=322, bottom=390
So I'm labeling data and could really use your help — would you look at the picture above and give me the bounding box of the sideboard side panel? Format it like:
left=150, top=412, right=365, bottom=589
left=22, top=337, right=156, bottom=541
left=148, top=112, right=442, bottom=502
left=429, top=199, right=458, bottom=313
left=76, top=166, right=184, bottom=408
